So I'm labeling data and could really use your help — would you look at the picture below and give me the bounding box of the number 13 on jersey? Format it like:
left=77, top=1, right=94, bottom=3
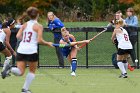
left=23, top=32, right=32, bottom=42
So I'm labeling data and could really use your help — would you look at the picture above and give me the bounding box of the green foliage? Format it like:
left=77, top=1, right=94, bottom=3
left=0, top=0, right=139, bottom=21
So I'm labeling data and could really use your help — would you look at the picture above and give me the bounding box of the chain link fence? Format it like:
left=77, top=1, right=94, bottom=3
left=38, top=27, right=139, bottom=68
left=0, top=27, right=139, bottom=69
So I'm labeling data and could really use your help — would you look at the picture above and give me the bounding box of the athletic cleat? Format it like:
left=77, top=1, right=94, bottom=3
left=129, top=67, right=134, bottom=71
left=71, top=71, right=76, bottom=76
left=119, top=73, right=128, bottom=78
left=21, top=89, right=32, bottom=93
left=128, top=64, right=134, bottom=71
left=1, top=64, right=11, bottom=79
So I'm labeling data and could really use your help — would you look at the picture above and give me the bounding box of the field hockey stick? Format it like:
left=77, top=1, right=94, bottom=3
left=79, top=28, right=107, bottom=48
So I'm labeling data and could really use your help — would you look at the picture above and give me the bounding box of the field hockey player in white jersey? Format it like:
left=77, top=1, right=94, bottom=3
left=1, top=7, right=54, bottom=93
left=0, top=18, right=16, bottom=78
left=111, top=19, right=132, bottom=78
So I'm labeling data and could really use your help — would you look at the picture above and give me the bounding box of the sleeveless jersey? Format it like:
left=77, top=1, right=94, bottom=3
left=116, top=27, right=132, bottom=49
left=17, top=20, right=38, bottom=54
left=0, top=29, right=6, bottom=43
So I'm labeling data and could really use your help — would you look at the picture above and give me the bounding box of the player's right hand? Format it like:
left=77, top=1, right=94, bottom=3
left=48, top=42, right=54, bottom=47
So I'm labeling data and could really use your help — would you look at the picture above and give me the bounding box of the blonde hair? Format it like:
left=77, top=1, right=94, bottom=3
left=114, top=19, right=124, bottom=26
left=61, top=27, right=67, bottom=32
left=61, top=27, right=69, bottom=36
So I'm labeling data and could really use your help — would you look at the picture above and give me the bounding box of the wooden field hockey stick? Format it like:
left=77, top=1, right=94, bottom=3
left=79, top=28, right=107, bottom=48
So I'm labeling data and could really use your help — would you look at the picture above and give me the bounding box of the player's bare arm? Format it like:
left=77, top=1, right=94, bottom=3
left=16, top=23, right=27, bottom=40
left=111, top=29, right=117, bottom=44
left=34, top=23, right=54, bottom=47
left=4, top=28, right=15, bottom=56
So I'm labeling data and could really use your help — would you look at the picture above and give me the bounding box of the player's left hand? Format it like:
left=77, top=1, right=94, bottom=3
left=76, top=47, right=81, bottom=51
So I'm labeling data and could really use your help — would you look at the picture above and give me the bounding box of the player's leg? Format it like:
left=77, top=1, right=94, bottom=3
left=22, top=62, right=37, bottom=93
left=122, top=55, right=128, bottom=71
left=117, top=54, right=126, bottom=74
left=22, top=53, right=38, bottom=93
left=69, top=48, right=77, bottom=76
left=117, top=49, right=128, bottom=77
left=11, top=53, right=26, bottom=76
left=1, top=47, right=13, bottom=79
left=117, top=54, right=127, bottom=78
left=11, top=61, right=26, bottom=76
left=1, top=48, right=12, bottom=71
left=54, top=38, right=64, bottom=68
left=123, top=53, right=134, bottom=72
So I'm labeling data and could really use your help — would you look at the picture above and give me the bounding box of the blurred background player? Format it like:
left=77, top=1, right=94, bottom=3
left=60, top=27, right=90, bottom=76
left=111, top=19, right=132, bottom=78
left=125, top=7, right=138, bottom=68
left=47, top=12, right=64, bottom=68
left=0, top=18, right=16, bottom=78
left=2, top=7, right=54, bottom=93
left=11, top=12, right=27, bottom=66
left=107, top=10, right=126, bottom=28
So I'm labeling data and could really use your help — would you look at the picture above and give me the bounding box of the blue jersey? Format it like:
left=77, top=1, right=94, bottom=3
left=61, top=37, right=73, bottom=57
left=48, top=18, right=64, bottom=38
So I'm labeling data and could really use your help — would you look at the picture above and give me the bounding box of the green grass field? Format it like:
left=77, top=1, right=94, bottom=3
left=0, top=68, right=140, bottom=93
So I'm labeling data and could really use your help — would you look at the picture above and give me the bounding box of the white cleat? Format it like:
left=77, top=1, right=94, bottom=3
left=71, top=71, right=76, bottom=76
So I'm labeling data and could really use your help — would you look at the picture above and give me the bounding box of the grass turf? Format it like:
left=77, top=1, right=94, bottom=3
left=0, top=68, right=140, bottom=93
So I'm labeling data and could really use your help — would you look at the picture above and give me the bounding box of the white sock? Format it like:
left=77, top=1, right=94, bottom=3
left=11, top=67, right=22, bottom=76
left=124, top=63, right=128, bottom=70
left=117, top=62, right=126, bottom=74
left=2, top=56, right=12, bottom=71
left=23, top=72, right=35, bottom=90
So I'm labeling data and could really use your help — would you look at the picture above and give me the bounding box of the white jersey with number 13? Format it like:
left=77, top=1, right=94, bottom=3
left=17, top=20, right=38, bottom=54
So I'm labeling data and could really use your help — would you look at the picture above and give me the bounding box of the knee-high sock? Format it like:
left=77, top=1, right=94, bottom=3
left=11, top=67, right=22, bottom=76
left=117, top=62, right=127, bottom=74
left=123, top=60, right=128, bottom=70
left=71, top=58, right=77, bottom=72
left=23, top=72, right=35, bottom=90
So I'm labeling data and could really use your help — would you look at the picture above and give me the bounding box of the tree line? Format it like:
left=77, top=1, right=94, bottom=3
left=0, top=0, right=139, bottom=21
